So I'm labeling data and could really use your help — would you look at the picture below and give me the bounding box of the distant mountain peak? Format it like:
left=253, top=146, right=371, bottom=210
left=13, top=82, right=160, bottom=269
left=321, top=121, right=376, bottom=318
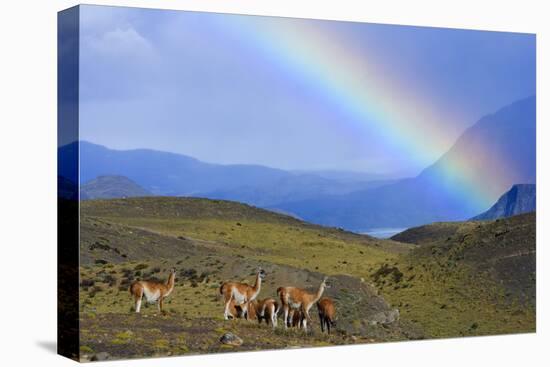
left=271, top=97, right=536, bottom=230
left=471, top=184, right=536, bottom=220
left=80, top=175, right=152, bottom=200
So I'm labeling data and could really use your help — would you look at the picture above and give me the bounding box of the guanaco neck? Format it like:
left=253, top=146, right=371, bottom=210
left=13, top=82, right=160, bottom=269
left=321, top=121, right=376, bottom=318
left=312, top=282, right=326, bottom=304
left=166, top=273, right=176, bottom=290
left=251, top=272, right=262, bottom=296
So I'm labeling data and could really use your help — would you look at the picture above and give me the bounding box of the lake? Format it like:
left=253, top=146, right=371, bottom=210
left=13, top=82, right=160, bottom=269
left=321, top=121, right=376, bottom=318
left=361, top=228, right=407, bottom=239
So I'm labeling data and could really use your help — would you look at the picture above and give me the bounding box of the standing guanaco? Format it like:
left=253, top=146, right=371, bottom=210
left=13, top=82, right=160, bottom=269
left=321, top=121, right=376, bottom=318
left=289, top=309, right=305, bottom=329
left=130, top=268, right=176, bottom=314
left=219, top=267, right=266, bottom=320
left=253, top=298, right=279, bottom=328
left=277, top=276, right=328, bottom=331
left=317, top=297, right=336, bottom=334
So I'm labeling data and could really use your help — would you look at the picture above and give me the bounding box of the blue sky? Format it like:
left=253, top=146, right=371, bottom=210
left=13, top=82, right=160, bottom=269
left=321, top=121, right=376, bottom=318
left=79, top=5, right=535, bottom=177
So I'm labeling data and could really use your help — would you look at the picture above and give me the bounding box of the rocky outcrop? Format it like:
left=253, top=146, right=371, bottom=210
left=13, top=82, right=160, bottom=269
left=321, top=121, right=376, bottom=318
left=472, top=184, right=535, bottom=220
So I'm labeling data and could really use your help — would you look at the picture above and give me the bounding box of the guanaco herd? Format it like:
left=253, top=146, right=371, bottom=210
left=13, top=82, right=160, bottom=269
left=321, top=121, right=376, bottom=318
left=130, top=267, right=336, bottom=334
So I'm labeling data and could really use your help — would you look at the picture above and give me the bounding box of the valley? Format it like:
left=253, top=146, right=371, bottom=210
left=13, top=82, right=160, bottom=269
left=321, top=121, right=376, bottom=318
left=62, top=97, right=536, bottom=232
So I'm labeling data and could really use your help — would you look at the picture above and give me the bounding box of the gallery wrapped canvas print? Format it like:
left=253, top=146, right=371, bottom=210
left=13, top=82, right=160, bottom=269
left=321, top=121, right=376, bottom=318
left=58, top=4, right=536, bottom=362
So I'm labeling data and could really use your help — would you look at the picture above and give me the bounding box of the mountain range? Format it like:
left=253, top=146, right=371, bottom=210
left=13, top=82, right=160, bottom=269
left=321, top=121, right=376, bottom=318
left=58, top=96, right=535, bottom=230
left=59, top=142, right=392, bottom=204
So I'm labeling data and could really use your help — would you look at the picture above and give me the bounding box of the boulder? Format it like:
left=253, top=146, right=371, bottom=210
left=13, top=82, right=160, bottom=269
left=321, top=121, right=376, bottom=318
left=369, top=309, right=400, bottom=326
left=90, top=352, right=110, bottom=361
left=220, top=332, right=243, bottom=346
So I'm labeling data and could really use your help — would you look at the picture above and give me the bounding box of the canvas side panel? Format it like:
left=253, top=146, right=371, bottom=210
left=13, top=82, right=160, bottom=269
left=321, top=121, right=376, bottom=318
left=57, top=5, right=80, bottom=361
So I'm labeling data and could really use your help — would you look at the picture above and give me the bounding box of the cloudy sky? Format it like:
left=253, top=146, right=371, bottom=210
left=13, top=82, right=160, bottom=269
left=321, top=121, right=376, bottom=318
left=79, top=5, right=535, bottom=177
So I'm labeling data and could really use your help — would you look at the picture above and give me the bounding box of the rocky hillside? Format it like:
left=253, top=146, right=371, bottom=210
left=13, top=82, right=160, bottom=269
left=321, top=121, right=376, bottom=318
left=392, top=212, right=536, bottom=304
left=471, top=184, right=535, bottom=220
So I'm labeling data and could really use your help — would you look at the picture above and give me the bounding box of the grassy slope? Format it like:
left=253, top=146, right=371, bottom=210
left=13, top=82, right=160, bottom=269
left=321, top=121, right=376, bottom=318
left=79, top=197, right=419, bottom=360
left=81, top=197, right=410, bottom=276
left=78, top=197, right=535, bottom=360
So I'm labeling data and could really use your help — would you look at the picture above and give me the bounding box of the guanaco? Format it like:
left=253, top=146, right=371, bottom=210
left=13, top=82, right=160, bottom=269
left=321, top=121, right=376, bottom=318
left=220, top=267, right=266, bottom=320
left=253, top=298, right=279, bottom=328
left=227, top=299, right=244, bottom=319
left=277, top=276, right=328, bottom=331
left=230, top=299, right=258, bottom=320
left=130, top=268, right=176, bottom=313
left=289, top=308, right=305, bottom=328
left=317, top=297, right=336, bottom=334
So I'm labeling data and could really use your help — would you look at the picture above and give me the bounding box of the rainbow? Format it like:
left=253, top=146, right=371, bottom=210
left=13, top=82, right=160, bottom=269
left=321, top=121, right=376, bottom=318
left=209, top=14, right=518, bottom=211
